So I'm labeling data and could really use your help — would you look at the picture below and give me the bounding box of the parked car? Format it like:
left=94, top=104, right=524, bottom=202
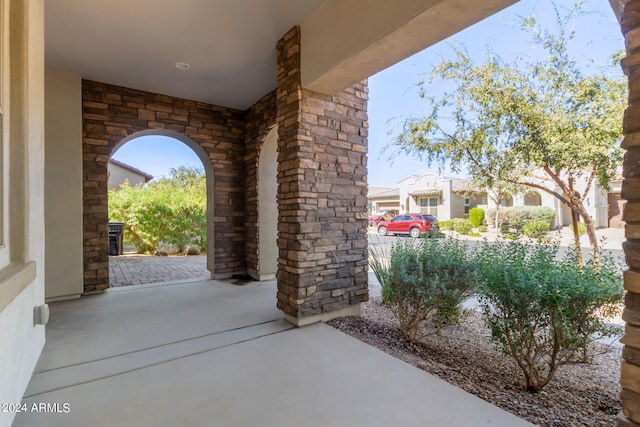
left=377, top=213, right=437, bottom=238
left=368, top=209, right=397, bottom=226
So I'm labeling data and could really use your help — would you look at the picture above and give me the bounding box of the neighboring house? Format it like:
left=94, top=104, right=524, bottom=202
left=485, top=172, right=614, bottom=229
left=367, top=173, right=487, bottom=221
left=399, top=174, right=487, bottom=220
left=373, top=171, right=621, bottom=228
left=108, top=159, right=153, bottom=191
left=368, top=187, right=400, bottom=214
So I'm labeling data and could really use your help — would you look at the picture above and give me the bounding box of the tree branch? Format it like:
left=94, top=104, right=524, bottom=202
left=515, top=180, right=572, bottom=206
left=580, top=169, right=596, bottom=202
left=437, top=125, right=489, bottom=174
left=543, top=165, right=570, bottom=196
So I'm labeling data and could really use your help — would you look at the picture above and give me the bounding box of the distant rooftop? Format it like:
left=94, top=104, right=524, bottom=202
left=109, top=158, right=154, bottom=181
left=368, top=187, right=400, bottom=199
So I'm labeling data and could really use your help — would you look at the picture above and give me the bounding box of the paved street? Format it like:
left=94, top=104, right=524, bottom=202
left=369, top=226, right=626, bottom=264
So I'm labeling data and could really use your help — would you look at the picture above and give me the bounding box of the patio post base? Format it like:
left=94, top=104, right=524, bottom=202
left=284, top=303, right=361, bottom=327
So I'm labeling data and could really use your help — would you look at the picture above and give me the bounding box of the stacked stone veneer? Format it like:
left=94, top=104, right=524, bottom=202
left=243, top=90, right=277, bottom=279
left=82, top=81, right=245, bottom=292
left=275, top=26, right=369, bottom=321
left=622, top=2, right=640, bottom=425
left=82, top=27, right=369, bottom=323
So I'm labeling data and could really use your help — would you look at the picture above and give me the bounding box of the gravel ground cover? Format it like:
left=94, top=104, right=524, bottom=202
left=327, top=297, right=622, bottom=427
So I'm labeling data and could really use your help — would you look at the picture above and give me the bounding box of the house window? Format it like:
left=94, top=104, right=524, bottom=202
left=464, top=197, right=470, bottom=215
left=419, top=197, right=438, bottom=217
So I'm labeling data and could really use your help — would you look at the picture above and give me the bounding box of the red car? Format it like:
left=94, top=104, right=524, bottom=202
left=377, top=213, right=437, bottom=238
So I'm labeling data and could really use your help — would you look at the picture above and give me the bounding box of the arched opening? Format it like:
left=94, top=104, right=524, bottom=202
left=108, top=130, right=215, bottom=286
left=523, top=191, right=542, bottom=206
left=256, top=127, right=278, bottom=280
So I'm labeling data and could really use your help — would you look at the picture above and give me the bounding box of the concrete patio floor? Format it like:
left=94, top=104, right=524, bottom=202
left=15, top=279, right=531, bottom=427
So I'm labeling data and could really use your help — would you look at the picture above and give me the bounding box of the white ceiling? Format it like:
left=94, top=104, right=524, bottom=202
left=45, top=0, right=327, bottom=110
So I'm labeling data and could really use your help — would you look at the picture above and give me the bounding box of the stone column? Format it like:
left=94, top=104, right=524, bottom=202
left=276, top=26, right=369, bottom=326
left=620, top=2, right=640, bottom=425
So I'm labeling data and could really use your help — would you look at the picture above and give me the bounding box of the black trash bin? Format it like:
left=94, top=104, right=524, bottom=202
left=108, top=222, right=124, bottom=256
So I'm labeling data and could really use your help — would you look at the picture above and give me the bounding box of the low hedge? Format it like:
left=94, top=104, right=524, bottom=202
left=453, top=218, right=473, bottom=235
left=522, top=220, right=551, bottom=239
left=486, top=206, right=555, bottom=230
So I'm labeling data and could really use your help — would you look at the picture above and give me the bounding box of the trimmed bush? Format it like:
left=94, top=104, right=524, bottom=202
left=474, top=240, right=623, bottom=392
left=453, top=218, right=473, bottom=235
left=186, top=245, right=201, bottom=256
left=487, top=206, right=555, bottom=231
left=469, top=207, right=485, bottom=227
left=478, top=225, right=488, bottom=232
left=369, top=238, right=476, bottom=342
left=522, top=220, right=550, bottom=239
left=570, top=221, right=587, bottom=236
left=438, top=219, right=454, bottom=231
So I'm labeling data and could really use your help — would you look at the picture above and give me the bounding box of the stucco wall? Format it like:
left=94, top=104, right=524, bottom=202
left=44, top=69, right=84, bottom=301
left=0, top=1, right=46, bottom=426
left=449, top=192, right=466, bottom=219
left=107, top=162, right=148, bottom=191
left=243, top=90, right=278, bottom=280
left=258, top=129, right=279, bottom=280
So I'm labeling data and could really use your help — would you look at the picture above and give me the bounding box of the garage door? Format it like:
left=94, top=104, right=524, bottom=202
left=608, top=193, right=625, bottom=228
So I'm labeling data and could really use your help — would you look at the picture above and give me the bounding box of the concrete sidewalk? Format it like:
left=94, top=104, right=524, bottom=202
left=453, top=225, right=626, bottom=251
left=369, top=225, right=626, bottom=251
left=15, top=279, right=531, bottom=427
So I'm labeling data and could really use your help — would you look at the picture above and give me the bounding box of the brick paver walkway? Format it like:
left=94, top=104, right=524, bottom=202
left=109, top=255, right=210, bottom=287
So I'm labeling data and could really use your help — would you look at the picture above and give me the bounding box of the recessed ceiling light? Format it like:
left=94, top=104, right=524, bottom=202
left=174, top=62, right=190, bottom=70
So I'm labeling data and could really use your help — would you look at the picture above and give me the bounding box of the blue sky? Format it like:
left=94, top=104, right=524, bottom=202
left=112, top=0, right=624, bottom=187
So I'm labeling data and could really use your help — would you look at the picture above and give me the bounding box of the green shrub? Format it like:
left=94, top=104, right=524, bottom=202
left=438, top=219, right=454, bottom=231
left=186, top=245, right=201, bottom=256
left=425, top=222, right=442, bottom=238
left=570, top=221, right=587, bottom=236
left=109, top=166, right=207, bottom=254
left=453, top=218, right=473, bottom=235
left=478, top=225, right=488, bottom=232
left=474, top=240, right=623, bottom=392
left=487, top=206, right=555, bottom=230
left=369, top=238, right=477, bottom=342
left=468, top=232, right=482, bottom=237
left=468, top=207, right=485, bottom=227
left=522, top=220, right=550, bottom=239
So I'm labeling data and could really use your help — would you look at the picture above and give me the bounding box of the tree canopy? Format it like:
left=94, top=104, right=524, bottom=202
left=389, top=4, right=626, bottom=252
